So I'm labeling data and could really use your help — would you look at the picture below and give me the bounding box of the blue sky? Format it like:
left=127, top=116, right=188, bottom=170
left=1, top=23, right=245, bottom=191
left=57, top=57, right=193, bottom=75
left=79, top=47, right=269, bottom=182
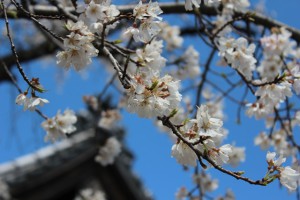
left=1, top=0, right=300, bottom=200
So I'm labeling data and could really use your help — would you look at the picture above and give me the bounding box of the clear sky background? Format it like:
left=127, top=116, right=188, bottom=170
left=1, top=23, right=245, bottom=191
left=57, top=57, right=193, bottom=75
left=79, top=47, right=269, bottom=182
left=0, top=0, right=300, bottom=200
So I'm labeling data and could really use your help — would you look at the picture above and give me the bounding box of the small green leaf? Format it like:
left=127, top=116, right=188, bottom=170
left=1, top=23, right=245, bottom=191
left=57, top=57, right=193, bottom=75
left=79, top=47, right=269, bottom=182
left=168, top=109, right=178, bottom=118
left=113, top=39, right=123, bottom=44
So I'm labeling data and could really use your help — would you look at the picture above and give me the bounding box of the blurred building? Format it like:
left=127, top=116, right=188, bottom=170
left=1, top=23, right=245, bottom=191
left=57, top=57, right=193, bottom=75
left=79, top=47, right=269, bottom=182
left=0, top=127, right=151, bottom=200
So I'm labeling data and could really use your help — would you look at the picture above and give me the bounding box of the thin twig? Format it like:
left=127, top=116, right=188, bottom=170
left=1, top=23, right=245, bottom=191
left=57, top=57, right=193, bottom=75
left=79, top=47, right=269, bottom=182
left=158, top=116, right=267, bottom=186
left=1, top=60, right=48, bottom=120
left=102, top=47, right=131, bottom=89
left=99, top=72, right=118, bottom=100
left=1, top=60, right=22, bottom=93
left=11, top=0, right=63, bottom=42
left=1, top=0, right=37, bottom=90
left=195, top=48, right=216, bottom=108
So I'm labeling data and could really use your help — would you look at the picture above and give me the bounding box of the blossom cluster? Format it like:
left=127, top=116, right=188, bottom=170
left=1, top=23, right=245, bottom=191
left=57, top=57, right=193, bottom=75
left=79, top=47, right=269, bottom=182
left=16, top=93, right=49, bottom=111
left=257, top=27, right=297, bottom=84
left=77, top=0, right=120, bottom=34
left=158, top=22, right=183, bottom=51
left=41, top=109, right=77, bottom=142
left=175, top=172, right=235, bottom=200
left=247, top=81, right=292, bottom=119
left=184, top=0, right=250, bottom=11
left=266, top=152, right=300, bottom=191
left=126, top=74, right=182, bottom=118
left=56, top=20, right=99, bottom=71
left=15, top=78, right=49, bottom=111
left=122, top=4, right=183, bottom=118
left=95, top=137, right=122, bottom=166
left=246, top=27, right=300, bottom=118
left=175, top=187, right=188, bottom=200
left=128, top=39, right=166, bottom=77
left=170, top=46, right=201, bottom=80
left=193, top=172, right=218, bottom=193
left=171, top=105, right=245, bottom=167
left=156, top=97, right=193, bottom=142
left=217, top=37, right=257, bottom=80
left=254, top=123, right=299, bottom=158
left=124, top=1, right=162, bottom=43
left=98, top=109, right=121, bottom=129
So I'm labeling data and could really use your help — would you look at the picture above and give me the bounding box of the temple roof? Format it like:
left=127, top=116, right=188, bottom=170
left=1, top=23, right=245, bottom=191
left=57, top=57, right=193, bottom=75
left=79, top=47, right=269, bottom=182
left=0, top=128, right=151, bottom=200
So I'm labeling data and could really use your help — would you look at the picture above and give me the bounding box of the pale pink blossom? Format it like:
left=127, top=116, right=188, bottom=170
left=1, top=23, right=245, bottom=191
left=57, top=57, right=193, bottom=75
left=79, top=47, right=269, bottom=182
left=193, top=172, right=218, bottom=192
left=266, top=151, right=286, bottom=167
left=42, top=109, right=77, bottom=142
left=185, top=0, right=201, bottom=11
left=194, top=105, right=223, bottom=137
left=171, top=141, right=198, bottom=166
left=254, top=132, right=271, bottom=150
left=24, top=97, right=49, bottom=111
left=279, top=166, right=300, bottom=191
left=15, top=93, right=27, bottom=105
left=75, top=188, right=106, bottom=200
left=95, top=137, right=122, bottom=166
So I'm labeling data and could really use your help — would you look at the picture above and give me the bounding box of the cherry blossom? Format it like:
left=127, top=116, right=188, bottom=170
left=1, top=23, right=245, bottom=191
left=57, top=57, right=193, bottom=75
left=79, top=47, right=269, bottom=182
left=193, top=172, right=219, bottom=192
left=0, top=179, right=10, bottom=200
left=265, top=152, right=300, bottom=191
left=158, top=22, right=183, bottom=50
left=77, top=0, right=120, bottom=32
left=257, top=55, right=283, bottom=81
left=266, top=151, right=286, bottom=167
left=208, top=144, right=233, bottom=166
left=175, top=187, right=188, bottom=200
left=133, top=1, right=162, bottom=21
left=56, top=21, right=99, bottom=71
left=85, top=1, right=103, bottom=22
left=95, top=137, right=122, bottom=166
left=279, top=166, right=300, bottom=191
left=75, top=188, right=106, bottom=200
left=228, top=146, right=245, bottom=167
left=194, top=105, right=223, bottom=138
left=126, top=75, right=182, bottom=118
left=171, top=140, right=198, bottom=166
left=215, top=189, right=235, bottom=200
left=129, top=39, right=166, bottom=78
left=255, top=81, right=292, bottom=106
left=261, top=27, right=296, bottom=56
left=124, top=1, right=163, bottom=43
left=171, top=46, right=200, bottom=80
left=16, top=92, right=49, bottom=111
left=254, top=132, right=271, bottom=150
left=15, top=93, right=27, bottom=105
left=98, top=109, right=121, bottom=129
left=218, top=37, right=257, bottom=80
left=185, top=0, right=201, bottom=11
left=42, top=109, right=77, bottom=142
left=25, top=97, right=49, bottom=111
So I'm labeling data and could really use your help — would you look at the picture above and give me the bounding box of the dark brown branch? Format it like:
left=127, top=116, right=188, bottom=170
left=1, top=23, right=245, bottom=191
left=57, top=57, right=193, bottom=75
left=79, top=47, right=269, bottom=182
left=10, top=0, right=63, bottom=42
left=1, top=0, right=38, bottom=90
left=1, top=60, right=22, bottom=93
left=195, top=48, right=216, bottom=107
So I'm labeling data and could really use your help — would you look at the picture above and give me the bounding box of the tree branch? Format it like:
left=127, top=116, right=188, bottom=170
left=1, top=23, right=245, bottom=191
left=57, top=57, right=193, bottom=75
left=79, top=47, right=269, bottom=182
left=0, top=41, right=58, bottom=82
left=2, top=3, right=300, bottom=41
